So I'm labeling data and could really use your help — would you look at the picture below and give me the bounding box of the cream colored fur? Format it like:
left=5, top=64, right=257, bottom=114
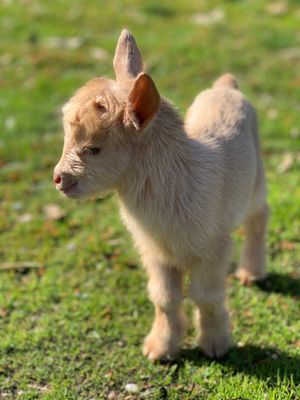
left=54, top=30, right=269, bottom=361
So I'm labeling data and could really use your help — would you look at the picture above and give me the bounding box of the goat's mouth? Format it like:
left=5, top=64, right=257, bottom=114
left=59, top=182, right=78, bottom=197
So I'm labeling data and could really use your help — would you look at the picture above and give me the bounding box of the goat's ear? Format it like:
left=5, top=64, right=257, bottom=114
left=113, top=29, right=143, bottom=81
left=128, top=73, right=161, bottom=131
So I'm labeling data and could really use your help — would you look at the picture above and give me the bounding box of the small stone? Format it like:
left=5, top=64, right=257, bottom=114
left=266, top=108, right=278, bottom=120
left=125, top=383, right=139, bottom=394
left=5, top=116, right=16, bottom=130
left=44, top=204, right=66, bottom=221
left=108, top=391, right=118, bottom=400
left=193, top=8, right=224, bottom=26
left=91, top=331, right=100, bottom=339
left=267, top=2, right=288, bottom=16
left=277, top=153, right=294, bottom=174
left=66, top=242, right=76, bottom=251
left=18, top=213, right=33, bottom=223
left=141, top=388, right=153, bottom=398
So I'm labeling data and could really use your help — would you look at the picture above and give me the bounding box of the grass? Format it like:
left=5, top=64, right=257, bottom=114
left=0, top=0, right=300, bottom=398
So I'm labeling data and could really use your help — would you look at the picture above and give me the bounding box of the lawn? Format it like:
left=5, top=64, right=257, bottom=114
left=0, top=0, right=300, bottom=399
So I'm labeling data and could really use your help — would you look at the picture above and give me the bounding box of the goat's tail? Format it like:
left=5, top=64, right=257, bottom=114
left=213, top=73, right=239, bottom=89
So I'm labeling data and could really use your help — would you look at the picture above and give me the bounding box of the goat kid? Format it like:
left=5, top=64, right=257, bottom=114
left=54, top=30, right=269, bottom=361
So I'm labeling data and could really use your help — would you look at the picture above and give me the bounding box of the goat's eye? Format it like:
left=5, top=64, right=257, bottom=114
left=83, top=147, right=101, bottom=155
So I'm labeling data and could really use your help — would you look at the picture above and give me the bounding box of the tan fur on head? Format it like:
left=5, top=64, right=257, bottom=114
left=54, top=30, right=268, bottom=361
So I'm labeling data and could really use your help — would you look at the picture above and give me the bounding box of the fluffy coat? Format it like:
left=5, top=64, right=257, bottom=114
left=54, top=30, right=269, bottom=361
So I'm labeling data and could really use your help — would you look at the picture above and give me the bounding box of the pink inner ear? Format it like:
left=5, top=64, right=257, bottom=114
left=129, top=73, right=161, bottom=130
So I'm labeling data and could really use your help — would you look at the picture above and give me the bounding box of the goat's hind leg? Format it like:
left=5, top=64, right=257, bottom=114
left=236, top=203, right=269, bottom=285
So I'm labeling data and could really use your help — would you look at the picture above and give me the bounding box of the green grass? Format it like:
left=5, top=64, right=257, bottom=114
left=0, top=0, right=300, bottom=398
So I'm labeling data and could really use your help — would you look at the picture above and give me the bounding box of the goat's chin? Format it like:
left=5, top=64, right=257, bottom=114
left=60, top=190, right=82, bottom=200
left=74, top=188, right=113, bottom=201
left=59, top=181, right=114, bottom=201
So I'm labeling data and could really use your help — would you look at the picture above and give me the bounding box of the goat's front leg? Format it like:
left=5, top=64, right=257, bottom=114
left=189, top=252, right=231, bottom=358
left=143, top=262, right=186, bottom=361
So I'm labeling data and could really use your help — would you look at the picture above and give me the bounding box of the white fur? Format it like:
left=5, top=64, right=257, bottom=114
left=54, top=31, right=269, bottom=361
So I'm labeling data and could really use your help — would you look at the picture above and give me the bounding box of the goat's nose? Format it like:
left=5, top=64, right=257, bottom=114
left=53, top=174, right=62, bottom=185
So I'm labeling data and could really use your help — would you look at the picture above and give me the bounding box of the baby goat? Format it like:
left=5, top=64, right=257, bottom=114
left=54, top=30, right=268, bottom=361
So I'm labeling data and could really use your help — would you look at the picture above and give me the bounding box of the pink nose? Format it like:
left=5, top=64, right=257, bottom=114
left=53, top=174, right=62, bottom=185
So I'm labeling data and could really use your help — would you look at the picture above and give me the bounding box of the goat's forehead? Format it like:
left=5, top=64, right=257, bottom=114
left=80, top=77, right=116, bottom=98
left=63, top=78, right=115, bottom=114
left=61, top=77, right=132, bottom=143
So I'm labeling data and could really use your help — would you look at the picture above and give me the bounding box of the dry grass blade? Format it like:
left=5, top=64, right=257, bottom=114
left=0, top=262, right=43, bottom=271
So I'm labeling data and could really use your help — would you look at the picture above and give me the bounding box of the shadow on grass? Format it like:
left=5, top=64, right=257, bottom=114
left=178, top=345, right=300, bottom=384
left=256, top=272, right=300, bottom=298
